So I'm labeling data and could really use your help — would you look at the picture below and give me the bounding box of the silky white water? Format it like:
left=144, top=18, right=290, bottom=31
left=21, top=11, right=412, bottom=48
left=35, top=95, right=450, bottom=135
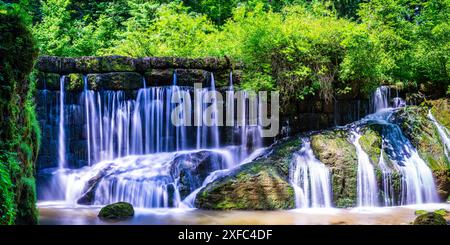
left=58, top=75, right=66, bottom=169
left=351, top=130, right=379, bottom=207
left=428, top=110, right=450, bottom=160
left=290, top=138, right=332, bottom=208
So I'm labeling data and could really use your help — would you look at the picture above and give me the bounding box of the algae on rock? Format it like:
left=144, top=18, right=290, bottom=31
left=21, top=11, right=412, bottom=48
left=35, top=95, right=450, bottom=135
left=310, top=130, right=358, bottom=208
left=195, top=138, right=300, bottom=210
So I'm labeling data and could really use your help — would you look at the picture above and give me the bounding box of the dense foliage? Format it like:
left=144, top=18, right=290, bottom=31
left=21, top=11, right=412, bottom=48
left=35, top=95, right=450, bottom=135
left=0, top=3, right=40, bottom=224
left=6, top=0, right=447, bottom=103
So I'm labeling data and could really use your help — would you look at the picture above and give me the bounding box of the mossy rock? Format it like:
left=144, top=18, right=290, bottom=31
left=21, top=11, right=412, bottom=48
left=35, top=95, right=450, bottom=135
left=393, top=106, right=448, bottom=170
left=310, top=130, right=358, bottom=208
left=87, top=72, right=142, bottom=90
left=98, top=202, right=134, bottom=219
left=359, top=125, right=382, bottom=165
left=195, top=138, right=300, bottom=210
left=430, top=99, right=450, bottom=131
left=433, top=169, right=450, bottom=201
left=100, top=56, right=136, bottom=72
left=65, top=73, right=83, bottom=92
left=413, top=212, right=447, bottom=225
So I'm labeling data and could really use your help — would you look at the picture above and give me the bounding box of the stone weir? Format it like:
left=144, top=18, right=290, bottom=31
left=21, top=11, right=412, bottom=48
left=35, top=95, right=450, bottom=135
left=35, top=55, right=243, bottom=91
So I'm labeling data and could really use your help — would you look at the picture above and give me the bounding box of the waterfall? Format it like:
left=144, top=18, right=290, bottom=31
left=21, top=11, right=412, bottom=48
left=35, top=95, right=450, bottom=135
left=290, top=138, right=332, bottom=208
left=381, top=121, right=439, bottom=205
left=39, top=70, right=269, bottom=207
left=371, top=86, right=390, bottom=112
left=351, top=130, right=379, bottom=207
left=378, top=151, right=394, bottom=206
left=428, top=110, right=450, bottom=160
left=58, top=75, right=66, bottom=169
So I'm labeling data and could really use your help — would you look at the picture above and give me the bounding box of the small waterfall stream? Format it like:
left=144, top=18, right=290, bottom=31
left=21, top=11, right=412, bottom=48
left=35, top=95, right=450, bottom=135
left=378, top=151, right=395, bottom=206
left=58, top=75, right=66, bottom=169
left=428, top=110, right=450, bottom=160
left=351, top=131, right=379, bottom=207
left=290, top=138, right=332, bottom=208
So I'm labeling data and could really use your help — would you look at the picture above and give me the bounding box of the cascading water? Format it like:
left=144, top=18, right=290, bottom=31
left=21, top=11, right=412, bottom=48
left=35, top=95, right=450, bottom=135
left=40, top=71, right=268, bottom=208
left=378, top=151, right=395, bottom=206
left=58, top=75, right=66, bottom=169
left=371, top=86, right=390, bottom=112
left=428, top=110, right=450, bottom=160
left=290, top=138, right=332, bottom=208
left=351, top=86, right=438, bottom=206
left=381, top=122, right=439, bottom=204
left=351, top=130, right=379, bottom=207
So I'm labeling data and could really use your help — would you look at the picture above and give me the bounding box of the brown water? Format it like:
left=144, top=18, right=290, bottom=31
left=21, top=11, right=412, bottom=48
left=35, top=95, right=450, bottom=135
left=38, top=202, right=450, bottom=225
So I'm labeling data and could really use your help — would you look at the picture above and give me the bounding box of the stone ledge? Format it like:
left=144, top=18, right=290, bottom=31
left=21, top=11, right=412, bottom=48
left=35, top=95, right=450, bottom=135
left=36, top=55, right=242, bottom=74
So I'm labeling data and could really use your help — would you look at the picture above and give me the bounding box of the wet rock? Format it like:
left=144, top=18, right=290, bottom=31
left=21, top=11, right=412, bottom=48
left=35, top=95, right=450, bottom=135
left=172, top=151, right=227, bottom=199
left=393, top=106, right=447, bottom=170
left=64, top=73, right=83, bottom=92
left=433, top=169, right=450, bottom=201
left=175, top=69, right=209, bottom=86
left=144, top=69, right=174, bottom=86
left=195, top=138, right=299, bottom=210
left=430, top=99, right=450, bottom=130
left=74, top=56, right=102, bottom=73
left=311, top=130, right=358, bottom=208
left=100, top=56, right=136, bottom=72
left=77, top=166, right=113, bottom=205
left=413, top=212, right=447, bottom=225
left=98, top=202, right=134, bottom=219
left=87, top=72, right=142, bottom=90
left=359, top=125, right=382, bottom=164
left=36, top=72, right=60, bottom=90
left=36, top=56, right=61, bottom=73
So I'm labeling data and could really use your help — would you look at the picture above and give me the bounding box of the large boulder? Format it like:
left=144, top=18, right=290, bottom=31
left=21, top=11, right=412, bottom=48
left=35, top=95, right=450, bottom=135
left=98, top=202, right=134, bottom=219
left=195, top=138, right=300, bottom=210
left=171, top=151, right=228, bottom=199
left=413, top=212, right=447, bottom=225
left=311, top=130, right=358, bottom=207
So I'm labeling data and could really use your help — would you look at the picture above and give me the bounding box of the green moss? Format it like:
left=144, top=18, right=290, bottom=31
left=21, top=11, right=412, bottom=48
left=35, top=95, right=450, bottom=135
left=195, top=138, right=299, bottom=210
left=395, top=106, right=448, bottom=170
left=359, top=126, right=382, bottom=165
left=311, top=130, right=358, bottom=208
left=0, top=11, right=40, bottom=224
left=430, top=99, right=450, bottom=131
left=67, top=73, right=83, bottom=91
left=98, top=202, right=134, bottom=219
left=413, top=212, right=447, bottom=225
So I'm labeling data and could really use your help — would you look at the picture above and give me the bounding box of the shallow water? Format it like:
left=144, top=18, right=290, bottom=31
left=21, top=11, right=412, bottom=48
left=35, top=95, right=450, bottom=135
left=38, top=202, right=450, bottom=225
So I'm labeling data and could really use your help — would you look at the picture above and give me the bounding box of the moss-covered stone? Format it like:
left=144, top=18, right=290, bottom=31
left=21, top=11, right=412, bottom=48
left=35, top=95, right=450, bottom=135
left=359, top=126, right=382, bottom=165
left=144, top=69, right=174, bottom=86
left=100, top=56, right=136, bottom=72
left=65, top=73, right=83, bottom=92
left=433, top=169, right=450, bottom=201
left=394, top=106, right=448, bottom=170
left=195, top=138, right=300, bottom=210
left=98, top=202, right=134, bottom=219
left=311, top=130, right=358, bottom=208
left=430, top=99, right=450, bottom=131
left=413, top=212, right=447, bottom=225
left=87, top=72, right=142, bottom=90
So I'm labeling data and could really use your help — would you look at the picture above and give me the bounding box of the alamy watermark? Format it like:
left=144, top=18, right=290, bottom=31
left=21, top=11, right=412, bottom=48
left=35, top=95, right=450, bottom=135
left=170, top=83, right=279, bottom=137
